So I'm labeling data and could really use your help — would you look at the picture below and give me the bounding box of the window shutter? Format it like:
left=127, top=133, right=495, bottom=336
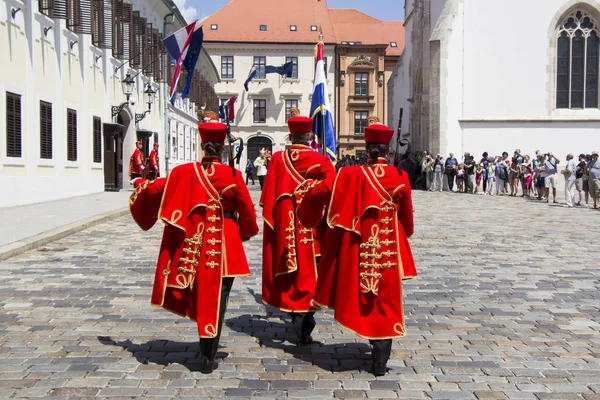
left=112, top=0, right=124, bottom=58
left=40, top=102, right=53, bottom=160
left=67, top=109, right=78, bottom=161
left=142, top=23, right=153, bottom=75
left=92, top=0, right=113, bottom=49
left=131, top=14, right=146, bottom=68
left=67, top=0, right=92, bottom=34
left=121, top=3, right=133, bottom=61
left=39, top=0, right=68, bottom=19
left=6, top=93, right=22, bottom=158
left=153, top=31, right=164, bottom=82
left=93, top=117, right=102, bottom=163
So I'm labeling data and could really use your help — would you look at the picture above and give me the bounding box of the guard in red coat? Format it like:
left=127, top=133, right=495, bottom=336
left=129, top=122, right=259, bottom=374
left=260, top=116, right=336, bottom=345
left=129, top=140, right=145, bottom=179
left=147, top=143, right=160, bottom=180
left=298, top=123, right=417, bottom=376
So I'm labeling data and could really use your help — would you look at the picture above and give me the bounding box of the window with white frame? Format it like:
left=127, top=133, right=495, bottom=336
left=254, top=99, right=266, bottom=123
left=556, top=10, right=599, bottom=109
left=285, top=99, right=298, bottom=121
left=221, top=56, right=234, bottom=79
left=254, top=56, right=266, bottom=79
left=285, top=56, right=298, bottom=79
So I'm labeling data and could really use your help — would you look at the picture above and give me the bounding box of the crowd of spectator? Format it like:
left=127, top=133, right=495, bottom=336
left=407, top=149, right=600, bottom=209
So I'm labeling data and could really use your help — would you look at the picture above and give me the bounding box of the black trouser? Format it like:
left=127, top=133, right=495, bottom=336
left=148, top=171, right=159, bottom=180
left=246, top=172, right=255, bottom=185
left=258, top=175, right=265, bottom=190
left=482, top=173, right=487, bottom=193
left=131, top=173, right=142, bottom=180
left=199, top=277, right=234, bottom=361
left=288, top=312, right=316, bottom=339
left=370, top=339, right=392, bottom=366
left=446, top=171, right=456, bottom=191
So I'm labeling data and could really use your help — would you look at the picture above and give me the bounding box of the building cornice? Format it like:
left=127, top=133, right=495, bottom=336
left=460, top=116, right=600, bottom=123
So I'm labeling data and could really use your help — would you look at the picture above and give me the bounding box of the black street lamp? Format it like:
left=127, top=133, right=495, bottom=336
left=112, top=72, right=136, bottom=118
left=135, top=83, right=158, bottom=123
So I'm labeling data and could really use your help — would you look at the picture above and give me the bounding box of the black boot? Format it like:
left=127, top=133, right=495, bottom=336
left=370, top=339, right=392, bottom=376
left=200, top=356, right=218, bottom=374
left=290, top=312, right=316, bottom=345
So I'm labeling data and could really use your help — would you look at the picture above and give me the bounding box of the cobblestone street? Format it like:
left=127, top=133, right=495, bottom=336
left=1, top=189, right=599, bottom=399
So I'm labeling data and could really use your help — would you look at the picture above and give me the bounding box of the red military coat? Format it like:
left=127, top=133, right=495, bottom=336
left=299, top=159, right=417, bottom=339
left=129, top=158, right=259, bottom=337
left=129, top=148, right=144, bottom=177
left=148, top=149, right=159, bottom=173
left=260, top=144, right=336, bottom=312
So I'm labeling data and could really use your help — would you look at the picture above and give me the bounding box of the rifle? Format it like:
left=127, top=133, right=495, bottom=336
left=225, top=119, right=244, bottom=172
left=394, top=107, right=405, bottom=166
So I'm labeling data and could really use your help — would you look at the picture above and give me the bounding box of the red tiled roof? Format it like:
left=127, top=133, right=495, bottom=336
left=201, top=0, right=336, bottom=44
left=329, top=10, right=404, bottom=56
left=201, top=0, right=403, bottom=56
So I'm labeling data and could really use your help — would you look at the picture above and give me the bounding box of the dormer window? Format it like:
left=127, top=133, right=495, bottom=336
left=211, top=24, right=218, bottom=30
left=260, top=25, right=267, bottom=31
left=310, top=25, right=318, bottom=31
left=390, top=41, right=398, bottom=47
left=290, top=25, right=297, bottom=31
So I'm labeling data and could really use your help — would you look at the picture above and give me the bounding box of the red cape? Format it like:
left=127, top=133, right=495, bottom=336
left=130, top=161, right=258, bottom=337
left=260, top=147, right=335, bottom=312
left=313, top=162, right=417, bottom=339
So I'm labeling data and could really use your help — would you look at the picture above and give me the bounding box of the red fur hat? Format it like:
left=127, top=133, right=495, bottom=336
left=364, top=124, right=394, bottom=145
left=153, top=143, right=159, bottom=148
left=198, top=122, right=227, bottom=142
left=287, top=116, right=313, bottom=134
left=136, top=140, right=142, bottom=146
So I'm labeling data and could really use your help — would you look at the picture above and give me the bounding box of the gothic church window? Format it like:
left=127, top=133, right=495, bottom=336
left=556, top=10, right=599, bottom=109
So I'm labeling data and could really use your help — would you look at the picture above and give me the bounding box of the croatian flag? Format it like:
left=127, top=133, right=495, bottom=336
left=244, top=66, right=257, bottom=91
left=219, top=95, right=237, bottom=122
left=309, top=42, right=336, bottom=162
left=163, top=21, right=204, bottom=105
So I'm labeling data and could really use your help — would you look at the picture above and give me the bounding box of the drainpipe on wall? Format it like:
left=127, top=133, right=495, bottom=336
left=163, top=11, right=175, bottom=176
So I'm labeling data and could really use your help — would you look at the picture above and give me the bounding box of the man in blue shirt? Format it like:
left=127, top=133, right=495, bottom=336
left=445, top=153, right=459, bottom=192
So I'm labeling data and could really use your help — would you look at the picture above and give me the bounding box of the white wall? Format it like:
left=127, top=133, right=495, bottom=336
left=462, top=121, right=598, bottom=163
left=462, top=0, right=600, bottom=120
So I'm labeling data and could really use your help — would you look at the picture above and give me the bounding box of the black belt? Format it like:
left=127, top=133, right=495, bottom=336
left=223, top=211, right=235, bottom=219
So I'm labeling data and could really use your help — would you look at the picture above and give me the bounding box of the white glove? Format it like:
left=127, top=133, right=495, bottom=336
left=141, top=166, right=145, bottom=171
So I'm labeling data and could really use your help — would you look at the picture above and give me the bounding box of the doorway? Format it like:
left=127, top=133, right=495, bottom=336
left=247, top=136, right=273, bottom=165
left=103, top=123, right=125, bottom=191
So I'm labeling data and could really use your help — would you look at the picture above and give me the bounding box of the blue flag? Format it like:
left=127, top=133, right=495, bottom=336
left=180, top=25, right=204, bottom=100
left=244, top=66, right=257, bottom=91
left=265, top=61, right=294, bottom=75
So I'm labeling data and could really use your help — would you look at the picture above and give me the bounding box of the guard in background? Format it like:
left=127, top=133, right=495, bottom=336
left=129, top=140, right=145, bottom=180
left=298, top=123, right=417, bottom=376
left=147, top=143, right=160, bottom=180
left=129, top=121, right=259, bottom=374
left=260, top=115, right=336, bottom=345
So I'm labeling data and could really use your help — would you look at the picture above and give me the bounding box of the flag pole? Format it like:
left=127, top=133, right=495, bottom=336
left=319, top=27, right=326, bottom=157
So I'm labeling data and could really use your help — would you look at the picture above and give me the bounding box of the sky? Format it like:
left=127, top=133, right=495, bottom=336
left=176, top=0, right=405, bottom=25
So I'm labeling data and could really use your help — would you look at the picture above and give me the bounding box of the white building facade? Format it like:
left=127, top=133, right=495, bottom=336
left=0, top=0, right=217, bottom=207
left=204, top=43, right=336, bottom=172
left=390, top=0, right=600, bottom=160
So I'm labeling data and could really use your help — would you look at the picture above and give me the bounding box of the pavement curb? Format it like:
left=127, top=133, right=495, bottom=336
left=0, top=207, right=130, bottom=262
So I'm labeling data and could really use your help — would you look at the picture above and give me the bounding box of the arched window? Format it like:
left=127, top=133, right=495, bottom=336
left=557, top=10, right=600, bottom=109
